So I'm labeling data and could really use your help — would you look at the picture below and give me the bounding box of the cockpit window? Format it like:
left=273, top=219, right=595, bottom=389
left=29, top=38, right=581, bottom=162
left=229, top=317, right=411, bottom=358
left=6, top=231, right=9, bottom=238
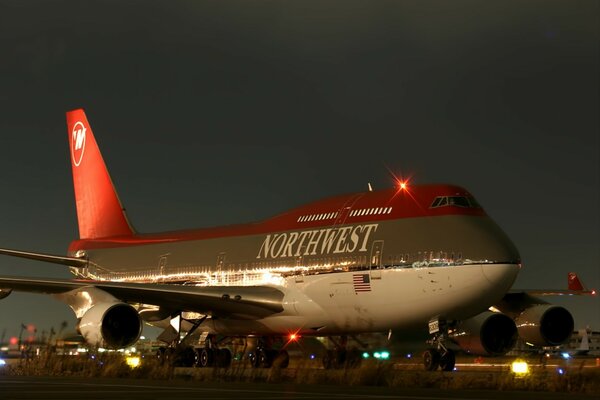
left=430, top=196, right=480, bottom=209
left=448, top=196, right=470, bottom=207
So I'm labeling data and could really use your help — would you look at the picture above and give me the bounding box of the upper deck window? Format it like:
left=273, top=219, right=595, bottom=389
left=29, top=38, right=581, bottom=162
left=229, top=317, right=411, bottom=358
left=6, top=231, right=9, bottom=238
left=430, top=196, right=480, bottom=209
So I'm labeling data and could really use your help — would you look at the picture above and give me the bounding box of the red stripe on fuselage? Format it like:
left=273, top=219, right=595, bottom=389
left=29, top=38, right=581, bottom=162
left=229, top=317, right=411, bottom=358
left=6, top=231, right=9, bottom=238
left=68, top=184, right=485, bottom=252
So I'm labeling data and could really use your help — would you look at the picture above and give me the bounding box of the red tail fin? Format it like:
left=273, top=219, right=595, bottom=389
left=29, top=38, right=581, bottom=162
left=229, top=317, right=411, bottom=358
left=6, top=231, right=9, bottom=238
left=66, top=109, right=134, bottom=239
left=568, top=272, right=584, bottom=291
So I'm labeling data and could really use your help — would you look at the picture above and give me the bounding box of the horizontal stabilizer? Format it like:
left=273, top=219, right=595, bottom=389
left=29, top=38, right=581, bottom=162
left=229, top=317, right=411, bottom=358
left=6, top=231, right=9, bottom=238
left=512, top=272, right=596, bottom=296
left=0, top=247, right=88, bottom=268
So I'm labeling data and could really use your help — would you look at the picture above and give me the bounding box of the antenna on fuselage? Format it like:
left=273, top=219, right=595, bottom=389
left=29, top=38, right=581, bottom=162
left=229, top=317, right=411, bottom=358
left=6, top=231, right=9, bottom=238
left=368, top=182, right=373, bottom=192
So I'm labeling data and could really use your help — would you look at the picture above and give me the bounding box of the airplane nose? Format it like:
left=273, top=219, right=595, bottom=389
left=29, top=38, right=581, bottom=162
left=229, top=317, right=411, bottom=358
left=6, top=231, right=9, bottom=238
left=481, top=263, right=520, bottom=291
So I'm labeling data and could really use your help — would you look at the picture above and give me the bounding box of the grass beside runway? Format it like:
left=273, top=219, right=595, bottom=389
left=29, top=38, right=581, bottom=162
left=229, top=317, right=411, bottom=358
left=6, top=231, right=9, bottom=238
left=1, top=354, right=599, bottom=395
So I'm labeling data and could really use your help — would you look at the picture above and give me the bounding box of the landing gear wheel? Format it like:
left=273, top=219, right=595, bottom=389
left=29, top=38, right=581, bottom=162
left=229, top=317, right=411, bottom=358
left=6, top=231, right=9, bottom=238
left=423, top=348, right=440, bottom=371
left=216, top=348, right=232, bottom=368
left=322, top=350, right=333, bottom=369
left=345, top=349, right=362, bottom=368
left=250, top=349, right=271, bottom=368
left=198, top=348, right=215, bottom=367
left=257, top=349, right=274, bottom=368
left=272, top=350, right=289, bottom=368
left=439, top=349, right=455, bottom=371
left=323, top=350, right=347, bottom=369
left=156, top=347, right=166, bottom=365
left=164, top=347, right=176, bottom=365
left=175, top=346, right=196, bottom=367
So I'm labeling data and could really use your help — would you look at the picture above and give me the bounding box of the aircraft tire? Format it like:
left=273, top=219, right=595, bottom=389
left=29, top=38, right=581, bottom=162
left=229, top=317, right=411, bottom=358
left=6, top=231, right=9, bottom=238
left=176, top=346, right=196, bottom=367
left=257, top=349, right=274, bottom=368
left=439, top=349, right=455, bottom=371
left=322, top=350, right=333, bottom=369
left=273, top=350, right=289, bottom=368
left=164, top=347, right=176, bottom=366
left=216, top=348, right=232, bottom=368
left=156, top=347, right=166, bottom=365
left=423, top=348, right=440, bottom=371
left=198, top=348, right=215, bottom=367
left=345, top=349, right=362, bottom=368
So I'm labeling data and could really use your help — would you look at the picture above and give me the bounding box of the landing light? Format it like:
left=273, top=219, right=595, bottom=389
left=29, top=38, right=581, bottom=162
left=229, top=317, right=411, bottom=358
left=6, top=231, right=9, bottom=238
left=511, top=360, right=529, bottom=375
left=561, top=352, right=571, bottom=360
left=126, top=356, right=141, bottom=368
left=0, top=359, right=6, bottom=366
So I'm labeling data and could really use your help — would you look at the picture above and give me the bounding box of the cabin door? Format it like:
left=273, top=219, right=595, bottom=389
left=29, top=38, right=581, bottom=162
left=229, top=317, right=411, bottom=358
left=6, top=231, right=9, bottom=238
left=158, top=255, right=168, bottom=276
left=370, top=240, right=384, bottom=279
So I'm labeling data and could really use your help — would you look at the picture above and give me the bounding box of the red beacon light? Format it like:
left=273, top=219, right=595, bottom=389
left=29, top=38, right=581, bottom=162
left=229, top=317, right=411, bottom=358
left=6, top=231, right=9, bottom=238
left=395, top=179, right=409, bottom=191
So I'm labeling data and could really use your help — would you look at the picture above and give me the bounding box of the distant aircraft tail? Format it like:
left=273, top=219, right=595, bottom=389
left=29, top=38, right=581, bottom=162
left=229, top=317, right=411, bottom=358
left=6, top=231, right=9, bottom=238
left=66, top=109, right=135, bottom=239
left=568, top=272, right=585, bottom=291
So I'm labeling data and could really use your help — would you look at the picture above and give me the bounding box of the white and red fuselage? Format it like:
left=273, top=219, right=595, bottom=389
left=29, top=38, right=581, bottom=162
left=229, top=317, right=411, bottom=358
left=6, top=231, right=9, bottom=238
left=67, top=184, right=521, bottom=336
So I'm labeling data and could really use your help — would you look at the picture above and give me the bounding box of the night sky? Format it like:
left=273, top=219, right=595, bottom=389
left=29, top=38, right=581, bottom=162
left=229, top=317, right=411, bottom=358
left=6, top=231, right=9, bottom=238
left=0, top=1, right=598, bottom=341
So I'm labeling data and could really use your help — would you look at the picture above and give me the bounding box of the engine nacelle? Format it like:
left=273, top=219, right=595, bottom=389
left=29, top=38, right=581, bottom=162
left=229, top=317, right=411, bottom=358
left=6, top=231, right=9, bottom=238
left=515, top=305, right=574, bottom=346
left=0, top=288, right=12, bottom=300
left=450, top=311, right=518, bottom=356
left=78, top=302, right=142, bottom=348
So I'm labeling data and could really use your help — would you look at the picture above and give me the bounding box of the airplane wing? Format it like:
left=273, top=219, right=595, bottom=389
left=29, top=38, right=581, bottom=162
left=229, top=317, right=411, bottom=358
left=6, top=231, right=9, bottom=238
left=0, top=275, right=284, bottom=319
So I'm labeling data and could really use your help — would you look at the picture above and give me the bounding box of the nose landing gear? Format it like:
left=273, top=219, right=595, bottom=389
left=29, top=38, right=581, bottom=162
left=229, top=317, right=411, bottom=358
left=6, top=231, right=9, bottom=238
left=424, top=317, right=456, bottom=372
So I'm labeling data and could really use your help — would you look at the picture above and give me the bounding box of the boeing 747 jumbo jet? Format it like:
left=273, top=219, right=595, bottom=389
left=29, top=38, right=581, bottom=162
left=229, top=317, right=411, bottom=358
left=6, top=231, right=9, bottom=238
left=0, top=109, right=590, bottom=371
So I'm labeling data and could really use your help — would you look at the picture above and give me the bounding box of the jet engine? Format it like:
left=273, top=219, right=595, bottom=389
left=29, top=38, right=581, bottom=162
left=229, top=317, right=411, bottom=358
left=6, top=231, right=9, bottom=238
left=515, top=305, right=574, bottom=346
left=0, top=288, right=12, bottom=300
left=78, top=302, right=142, bottom=348
left=450, top=311, right=518, bottom=355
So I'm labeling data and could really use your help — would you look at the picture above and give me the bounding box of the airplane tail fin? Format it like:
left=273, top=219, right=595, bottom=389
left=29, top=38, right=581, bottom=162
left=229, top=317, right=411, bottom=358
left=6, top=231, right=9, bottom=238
left=66, top=109, right=135, bottom=239
left=568, top=272, right=585, bottom=291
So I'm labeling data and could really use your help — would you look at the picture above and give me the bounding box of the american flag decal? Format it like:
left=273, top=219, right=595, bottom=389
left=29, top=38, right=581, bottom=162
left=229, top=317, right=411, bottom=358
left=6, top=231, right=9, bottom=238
left=353, top=273, right=371, bottom=293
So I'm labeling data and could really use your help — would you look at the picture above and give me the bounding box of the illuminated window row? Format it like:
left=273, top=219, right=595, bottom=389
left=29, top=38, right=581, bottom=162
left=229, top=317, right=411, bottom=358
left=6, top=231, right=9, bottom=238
left=297, top=212, right=339, bottom=223
left=349, top=207, right=392, bottom=217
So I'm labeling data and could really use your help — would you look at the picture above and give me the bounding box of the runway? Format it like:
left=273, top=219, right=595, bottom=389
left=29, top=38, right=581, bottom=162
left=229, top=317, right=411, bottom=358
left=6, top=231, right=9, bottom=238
left=0, top=376, right=597, bottom=400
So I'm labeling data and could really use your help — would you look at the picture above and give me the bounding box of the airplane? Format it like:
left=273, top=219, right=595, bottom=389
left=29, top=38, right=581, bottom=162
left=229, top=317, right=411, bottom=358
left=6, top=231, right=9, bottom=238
left=0, top=109, right=592, bottom=371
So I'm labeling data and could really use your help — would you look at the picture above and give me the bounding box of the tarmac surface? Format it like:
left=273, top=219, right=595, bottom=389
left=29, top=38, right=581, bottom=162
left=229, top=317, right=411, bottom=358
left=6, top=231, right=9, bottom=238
left=0, top=376, right=598, bottom=400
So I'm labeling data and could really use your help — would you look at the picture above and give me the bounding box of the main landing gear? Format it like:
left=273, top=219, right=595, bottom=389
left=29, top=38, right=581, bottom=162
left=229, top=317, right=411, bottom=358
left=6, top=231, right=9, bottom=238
left=195, top=335, right=232, bottom=368
left=155, top=314, right=232, bottom=368
left=156, top=334, right=232, bottom=368
left=322, top=336, right=362, bottom=369
left=248, top=337, right=290, bottom=369
left=423, top=317, right=456, bottom=372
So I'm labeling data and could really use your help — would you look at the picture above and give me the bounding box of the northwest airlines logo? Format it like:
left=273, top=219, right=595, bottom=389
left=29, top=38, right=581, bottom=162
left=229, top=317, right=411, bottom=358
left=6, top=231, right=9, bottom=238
left=257, top=224, right=378, bottom=259
left=71, top=121, right=86, bottom=167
